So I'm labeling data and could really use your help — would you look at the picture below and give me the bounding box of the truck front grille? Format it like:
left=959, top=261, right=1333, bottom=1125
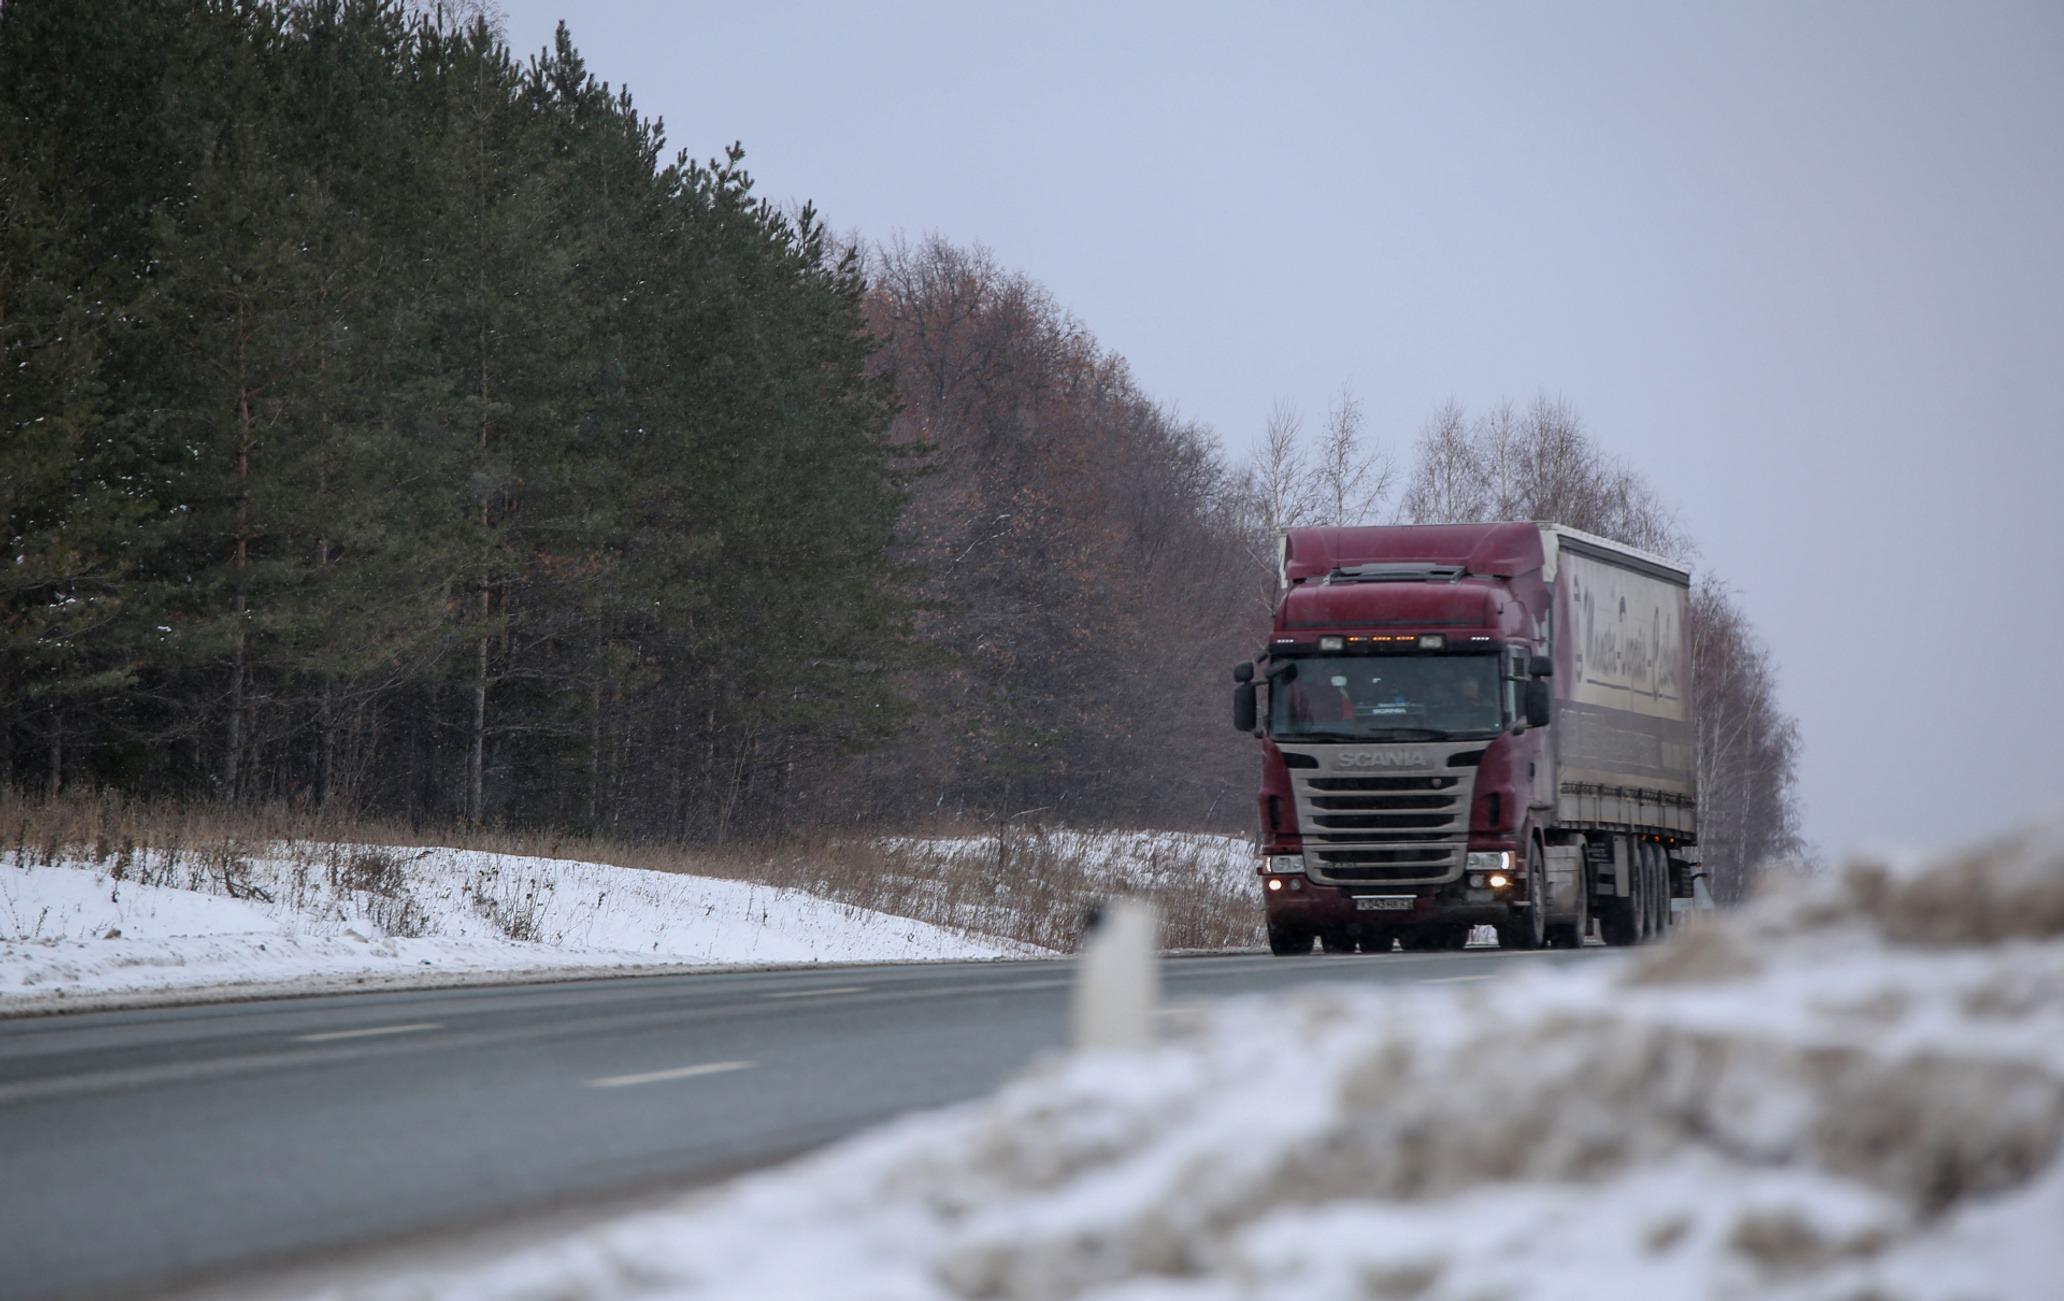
left=1302, top=775, right=1465, bottom=841
left=1308, top=776, right=1459, bottom=793
left=1319, top=863, right=1454, bottom=883
left=1279, top=744, right=1479, bottom=886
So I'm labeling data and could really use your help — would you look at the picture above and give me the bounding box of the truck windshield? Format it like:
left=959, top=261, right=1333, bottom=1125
left=1269, top=653, right=1503, bottom=741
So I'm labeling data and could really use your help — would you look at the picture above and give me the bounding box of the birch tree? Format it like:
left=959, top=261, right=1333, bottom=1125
left=1311, top=386, right=1392, bottom=527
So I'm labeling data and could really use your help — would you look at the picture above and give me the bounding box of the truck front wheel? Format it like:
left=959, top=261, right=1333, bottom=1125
left=1267, top=920, right=1314, bottom=956
left=1495, top=842, right=1549, bottom=951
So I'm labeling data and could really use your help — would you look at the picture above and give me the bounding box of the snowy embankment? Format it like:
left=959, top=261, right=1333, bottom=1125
left=0, top=844, right=1033, bottom=1012
left=385, top=823, right=2064, bottom=1301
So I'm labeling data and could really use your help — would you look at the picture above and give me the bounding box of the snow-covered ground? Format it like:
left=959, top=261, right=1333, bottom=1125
left=0, top=845, right=1033, bottom=1011
left=353, top=821, right=2064, bottom=1300
left=0, top=826, right=1257, bottom=1012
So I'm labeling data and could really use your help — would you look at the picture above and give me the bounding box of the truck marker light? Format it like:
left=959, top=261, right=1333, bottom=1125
left=1320, top=636, right=1344, bottom=651
left=1418, top=634, right=1446, bottom=649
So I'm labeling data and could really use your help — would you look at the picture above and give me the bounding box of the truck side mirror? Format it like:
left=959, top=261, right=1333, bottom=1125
left=1233, top=682, right=1257, bottom=733
left=1529, top=655, right=1553, bottom=678
left=1524, top=678, right=1551, bottom=728
left=1232, top=662, right=1253, bottom=684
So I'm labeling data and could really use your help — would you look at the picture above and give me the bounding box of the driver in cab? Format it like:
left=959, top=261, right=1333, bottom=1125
left=1286, top=671, right=1354, bottom=727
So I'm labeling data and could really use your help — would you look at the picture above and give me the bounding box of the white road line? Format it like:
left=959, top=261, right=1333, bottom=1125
left=292, top=1022, right=442, bottom=1043
left=1424, top=974, right=1490, bottom=985
left=586, top=1060, right=754, bottom=1089
left=761, top=985, right=869, bottom=1000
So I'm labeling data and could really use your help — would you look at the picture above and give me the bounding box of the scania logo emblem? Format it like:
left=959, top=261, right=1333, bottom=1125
left=1335, top=750, right=1428, bottom=769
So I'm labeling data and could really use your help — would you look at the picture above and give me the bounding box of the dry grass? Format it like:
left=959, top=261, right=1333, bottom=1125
left=696, top=826, right=1263, bottom=953
left=0, top=790, right=1262, bottom=953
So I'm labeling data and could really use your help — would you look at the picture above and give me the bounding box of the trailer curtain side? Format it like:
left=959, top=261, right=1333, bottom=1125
left=1546, top=529, right=1696, bottom=837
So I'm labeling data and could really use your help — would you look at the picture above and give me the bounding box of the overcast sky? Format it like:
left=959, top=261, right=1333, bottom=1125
left=494, top=0, right=2062, bottom=858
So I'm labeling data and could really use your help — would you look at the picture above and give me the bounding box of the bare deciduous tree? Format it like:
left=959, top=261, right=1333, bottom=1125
left=1236, top=386, right=1397, bottom=614
left=1236, top=399, right=1319, bottom=613
left=1398, top=396, right=1687, bottom=560
left=1398, top=400, right=1484, bottom=525
left=847, top=234, right=1267, bottom=828
left=1312, top=386, right=1392, bottom=528
left=1690, top=580, right=1805, bottom=900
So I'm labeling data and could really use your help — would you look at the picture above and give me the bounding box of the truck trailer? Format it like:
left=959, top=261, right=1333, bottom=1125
left=1231, top=521, right=1697, bottom=955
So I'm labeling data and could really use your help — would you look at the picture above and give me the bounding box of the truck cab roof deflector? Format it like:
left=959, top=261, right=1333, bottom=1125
left=1324, top=563, right=1466, bottom=584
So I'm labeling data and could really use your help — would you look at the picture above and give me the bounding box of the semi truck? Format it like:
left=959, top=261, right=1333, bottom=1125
left=1231, top=521, right=1697, bottom=955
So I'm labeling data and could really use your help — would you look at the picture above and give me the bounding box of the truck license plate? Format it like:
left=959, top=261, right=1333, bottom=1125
left=1355, top=896, right=1413, bottom=912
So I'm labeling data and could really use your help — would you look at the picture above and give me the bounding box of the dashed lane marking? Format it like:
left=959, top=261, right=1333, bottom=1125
left=586, top=1060, right=755, bottom=1089
left=761, top=986, right=869, bottom=1000
left=292, top=1023, right=442, bottom=1043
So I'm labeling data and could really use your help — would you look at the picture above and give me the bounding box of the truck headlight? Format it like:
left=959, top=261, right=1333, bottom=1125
left=1264, top=855, right=1303, bottom=874
left=1466, top=851, right=1513, bottom=874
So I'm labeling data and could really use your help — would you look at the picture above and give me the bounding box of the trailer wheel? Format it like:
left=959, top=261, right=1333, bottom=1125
left=1267, top=921, right=1314, bottom=956
left=1547, top=868, right=1589, bottom=949
left=1600, top=839, right=1642, bottom=947
left=1640, top=843, right=1670, bottom=941
left=1632, top=854, right=1651, bottom=944
left=1600, top=897, right=1638, bottom=945
left=1651, top=851, right=1672, bottom=938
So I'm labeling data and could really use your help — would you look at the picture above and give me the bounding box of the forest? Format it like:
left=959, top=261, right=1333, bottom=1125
left=0, top=1, right=1800, bottom=896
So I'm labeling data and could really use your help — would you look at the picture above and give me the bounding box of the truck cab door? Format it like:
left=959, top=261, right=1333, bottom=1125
left=1510, top=646, right=1555, bottom=814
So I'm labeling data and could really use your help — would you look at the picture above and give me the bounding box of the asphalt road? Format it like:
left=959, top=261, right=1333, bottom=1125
left=0, top=945, right=1599, bottom=1299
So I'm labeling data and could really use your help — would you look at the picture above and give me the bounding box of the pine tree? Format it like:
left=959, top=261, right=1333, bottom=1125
left=1, top=1, right=927, bottom=833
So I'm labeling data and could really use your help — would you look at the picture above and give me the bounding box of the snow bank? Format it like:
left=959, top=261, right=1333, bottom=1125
left=380, top=822, right=2064, bottom=1300
left=0, top=845, right=1032, bottom=1010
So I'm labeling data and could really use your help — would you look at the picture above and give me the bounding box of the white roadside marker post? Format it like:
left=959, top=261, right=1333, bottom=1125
left=1072, top=896, right=1161, bottom=1051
